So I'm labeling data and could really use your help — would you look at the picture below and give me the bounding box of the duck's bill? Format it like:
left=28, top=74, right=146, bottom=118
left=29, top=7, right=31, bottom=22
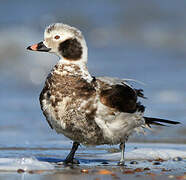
left=27, top=42, right=51, bottom=52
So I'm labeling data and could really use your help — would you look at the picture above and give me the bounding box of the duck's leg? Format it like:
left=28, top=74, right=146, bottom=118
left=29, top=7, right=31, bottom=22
left=64, top=142, right=80, bottom=164
left=117, top=142, right=125, bottom=166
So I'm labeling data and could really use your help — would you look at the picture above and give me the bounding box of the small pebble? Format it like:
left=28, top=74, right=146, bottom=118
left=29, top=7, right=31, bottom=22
left=130, top=161, right=138, bottom=164
left=153, top=161, right=161, bottom=165
left=111, top=173, right=117, bottom=177
left=30, top=170, right=44, bottom=174
left=168, top=175, right=175, bottom=179
left=123, top=170, right=135, bottom=174
left=161, top=168, right=171, bottom=172
left=98, top=169, right=113, bottom=175
left=155, top=158, right=165, bottom=162
left=134, top=168, right=143, bottom=172
left=17, top=169, right=25, bottom=173
left=101, top=161, right=109, bottom=165
left=144, top=167, right=150, bottom=171
left=173, top=157, right=182, bottom=161
left=146, top=173, right=156, bottom=176
left=81, top=169, right=89, bottom=173
left=28, top=170, right=34, bottom=174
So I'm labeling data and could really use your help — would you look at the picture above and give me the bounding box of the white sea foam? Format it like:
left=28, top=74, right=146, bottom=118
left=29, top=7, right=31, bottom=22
left=92, top=143, right=186, bottom=161
left=0, top=157, right=54, bottom=171
left=96, top=144, right=186, bottom=171
left=104, top=148, right=186, bottom=161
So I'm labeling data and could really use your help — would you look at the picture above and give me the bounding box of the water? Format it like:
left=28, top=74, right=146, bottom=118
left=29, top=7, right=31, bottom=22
left=0, top=0, right=185, bottom=175
left=0, top=143, right=185, bottom=172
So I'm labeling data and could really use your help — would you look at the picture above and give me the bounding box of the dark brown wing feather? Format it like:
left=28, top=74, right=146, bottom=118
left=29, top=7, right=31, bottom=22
left=100, top=84, right=143, bottom=113
left=134, top=89, right=147, bottom=99
left=144, top=117, right=180, bottom=126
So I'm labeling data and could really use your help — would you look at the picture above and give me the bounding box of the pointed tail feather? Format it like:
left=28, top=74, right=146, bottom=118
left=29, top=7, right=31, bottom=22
left=144, top=117, right=180, bottom=126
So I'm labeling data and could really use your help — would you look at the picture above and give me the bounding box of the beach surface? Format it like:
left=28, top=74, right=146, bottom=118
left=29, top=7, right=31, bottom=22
left=0, top=143, right=185, bottom=180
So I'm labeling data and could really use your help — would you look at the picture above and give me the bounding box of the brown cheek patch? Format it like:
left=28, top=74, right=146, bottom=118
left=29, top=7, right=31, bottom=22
left=58, top=38, right=82, bottom=60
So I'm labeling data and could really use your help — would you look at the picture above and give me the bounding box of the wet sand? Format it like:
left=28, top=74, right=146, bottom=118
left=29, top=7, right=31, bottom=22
left=0, top=164, right=186, bottom=180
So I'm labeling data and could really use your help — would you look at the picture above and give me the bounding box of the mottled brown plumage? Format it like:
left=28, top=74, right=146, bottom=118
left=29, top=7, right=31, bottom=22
left=39, top=64, right=107, bottom=145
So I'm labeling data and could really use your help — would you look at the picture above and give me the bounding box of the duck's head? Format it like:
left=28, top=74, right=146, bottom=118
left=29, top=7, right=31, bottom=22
left=27, top=23, right=87, bottom=63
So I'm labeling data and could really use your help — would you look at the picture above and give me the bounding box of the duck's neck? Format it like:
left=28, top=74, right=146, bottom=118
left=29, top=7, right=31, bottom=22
left=54, top=58, right=93, bottom=83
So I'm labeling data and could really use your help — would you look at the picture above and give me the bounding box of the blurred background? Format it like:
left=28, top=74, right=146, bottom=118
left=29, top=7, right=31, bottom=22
left=0, top=0, right=186, bottom=151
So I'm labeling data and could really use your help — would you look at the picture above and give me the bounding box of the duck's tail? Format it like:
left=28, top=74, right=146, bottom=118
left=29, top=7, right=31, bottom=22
left=144, top=117, right=180, bottom=127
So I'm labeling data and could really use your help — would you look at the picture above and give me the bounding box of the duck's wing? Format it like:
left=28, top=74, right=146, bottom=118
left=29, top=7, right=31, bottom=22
left=96, top=76, right=145, bottom=113
left=96, top=76, right=180, bottom=126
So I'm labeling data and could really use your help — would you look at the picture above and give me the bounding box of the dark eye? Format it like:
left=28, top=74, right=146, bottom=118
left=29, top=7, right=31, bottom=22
left=54, top=35, right=60, bottom=39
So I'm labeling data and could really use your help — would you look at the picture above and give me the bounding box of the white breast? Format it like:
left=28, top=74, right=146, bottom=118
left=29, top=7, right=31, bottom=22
left=41, top=96, right=72, bottom=132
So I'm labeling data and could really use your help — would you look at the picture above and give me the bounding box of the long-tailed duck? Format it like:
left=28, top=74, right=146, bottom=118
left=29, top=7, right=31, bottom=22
left=27, top=23, right=180, bottom=165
